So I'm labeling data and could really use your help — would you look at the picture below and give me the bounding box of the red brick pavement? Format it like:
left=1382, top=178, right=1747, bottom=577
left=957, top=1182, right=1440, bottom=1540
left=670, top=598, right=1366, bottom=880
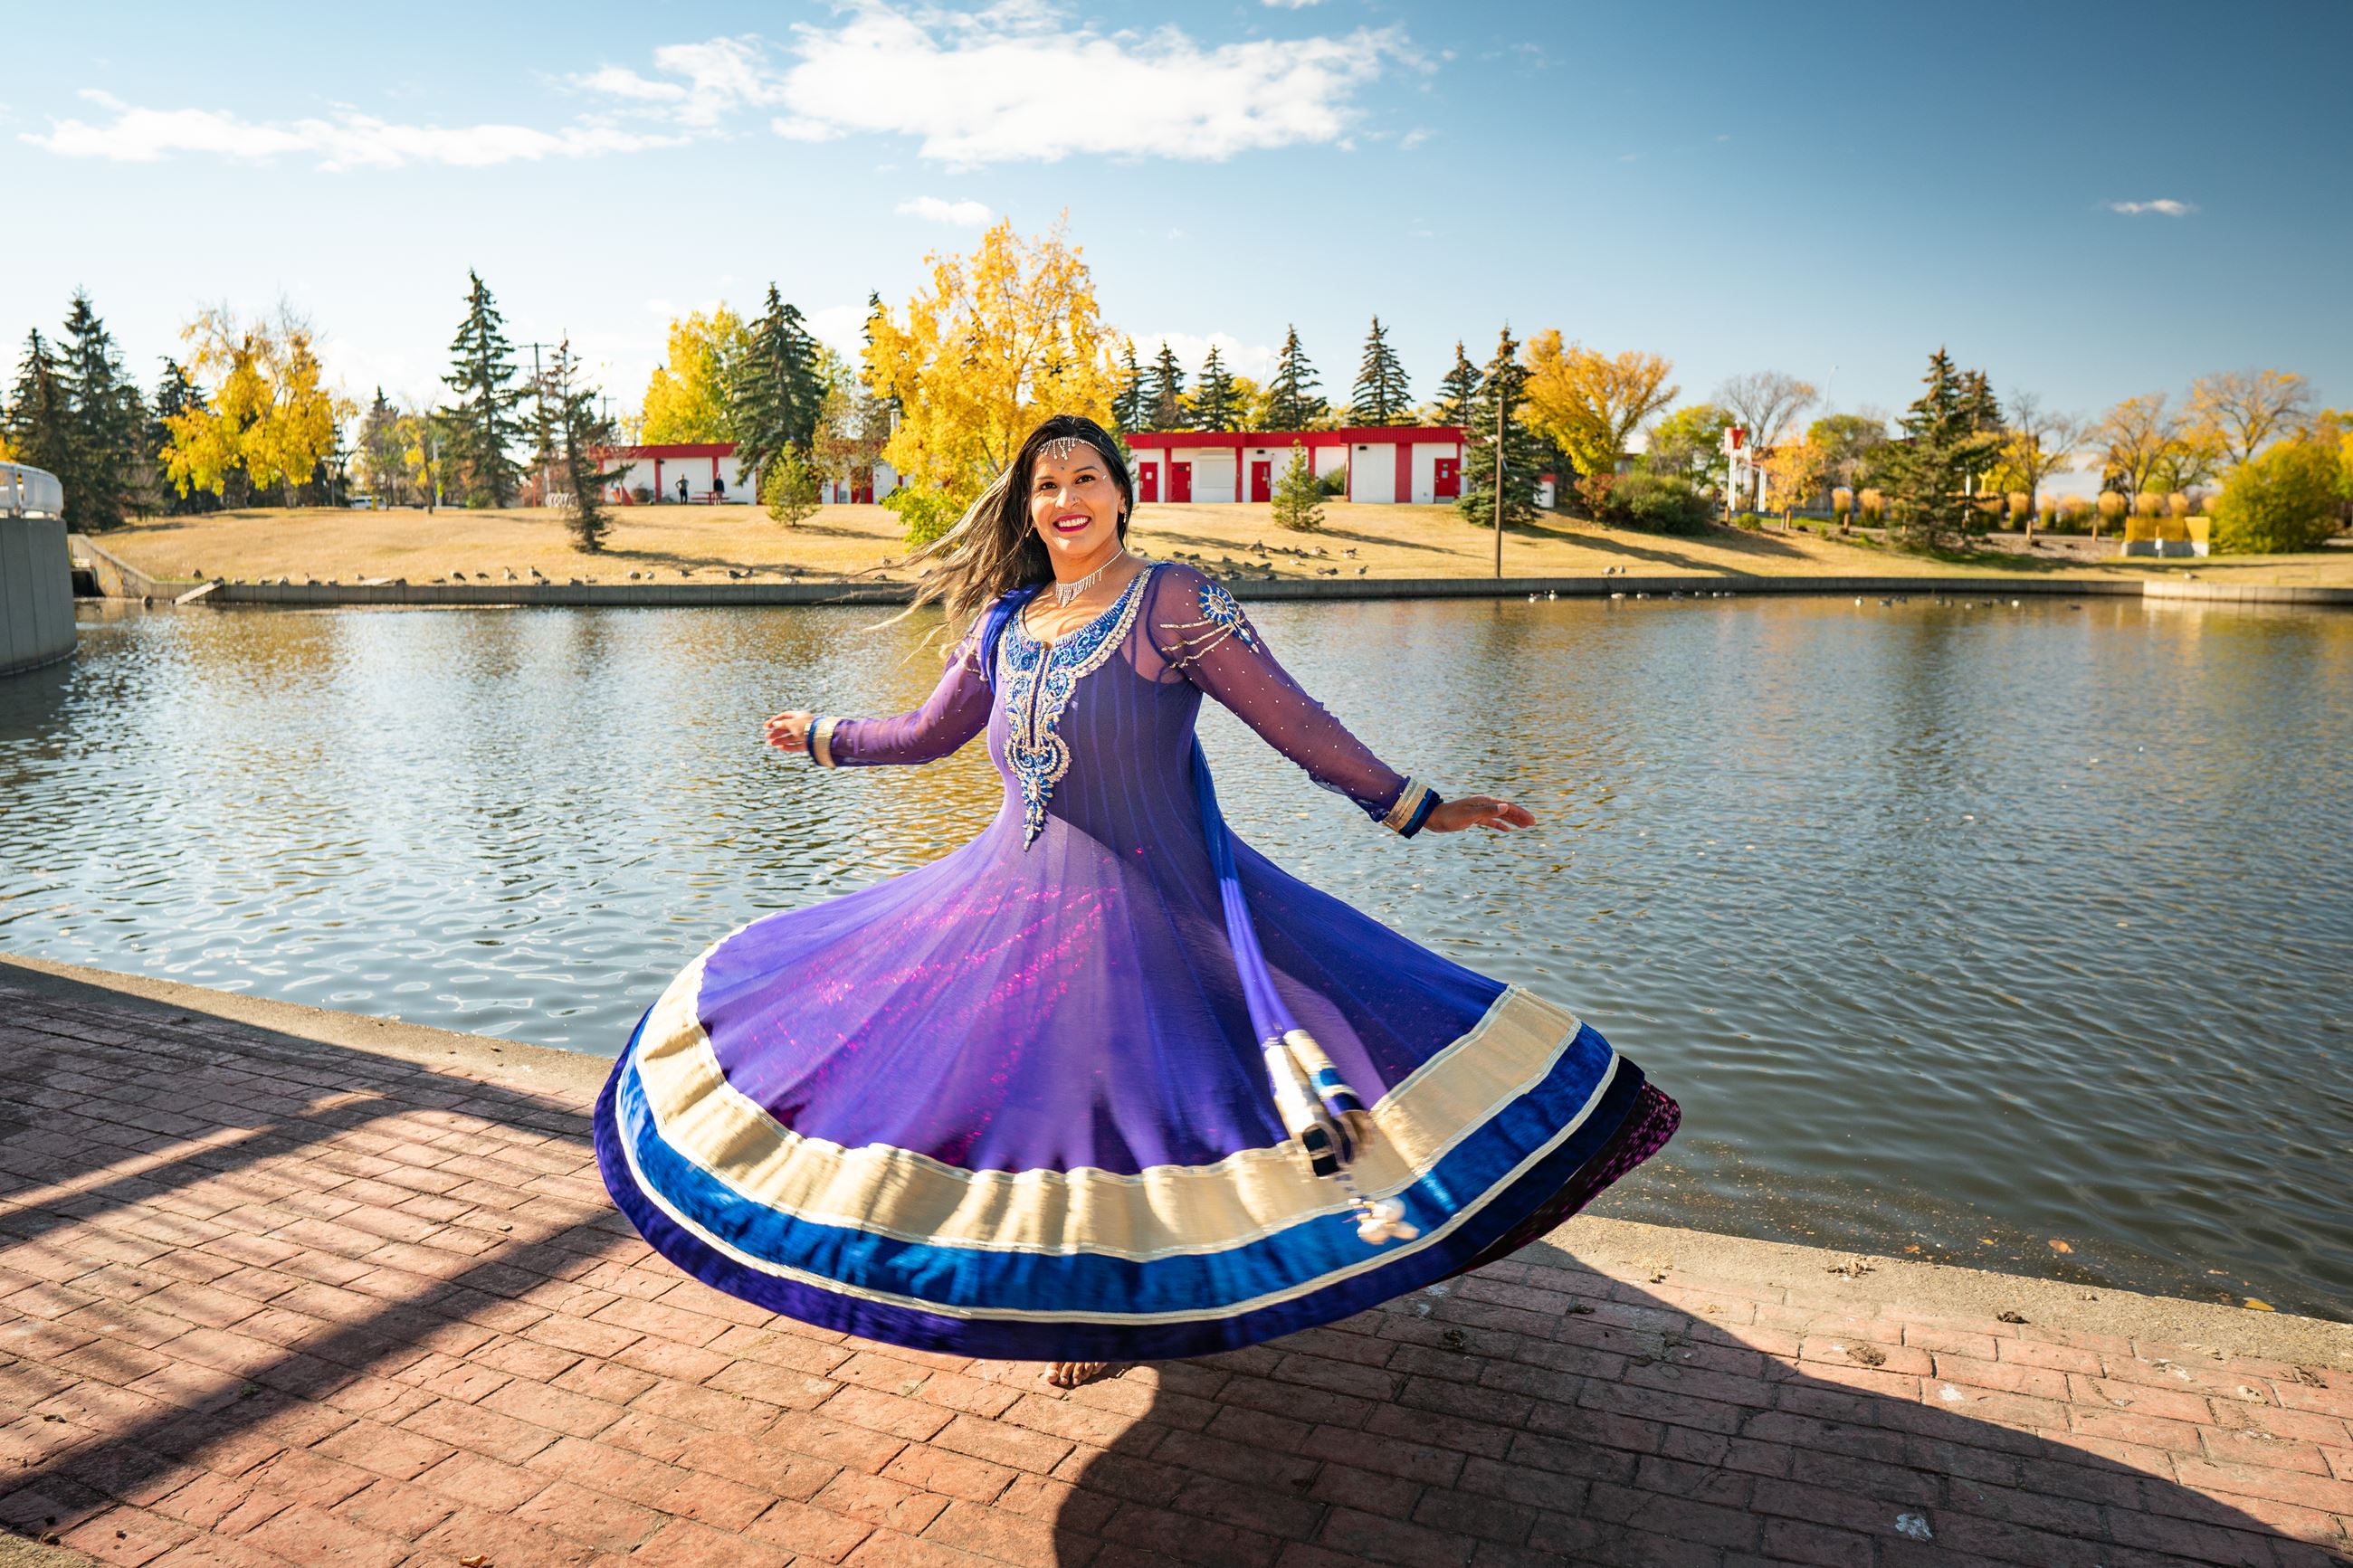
left=0, top=980, right=2348, bottom=1567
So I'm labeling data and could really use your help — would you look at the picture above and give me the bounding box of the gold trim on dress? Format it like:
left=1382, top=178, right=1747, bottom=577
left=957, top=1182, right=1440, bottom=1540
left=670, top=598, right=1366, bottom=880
left=628, top=946, right=1593, bottom=1260
left=1381, top=778, right=1433, bottom=832
left=809, top=716, right=840, bottom=768
left=620, top=1031, right=1617, bottom=1325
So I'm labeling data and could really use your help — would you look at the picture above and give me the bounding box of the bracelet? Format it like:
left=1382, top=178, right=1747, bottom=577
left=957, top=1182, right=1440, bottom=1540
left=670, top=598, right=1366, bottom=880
left=1381, top=778, right=1439, bottom=836
left=806, top=717, right=840, bottom=768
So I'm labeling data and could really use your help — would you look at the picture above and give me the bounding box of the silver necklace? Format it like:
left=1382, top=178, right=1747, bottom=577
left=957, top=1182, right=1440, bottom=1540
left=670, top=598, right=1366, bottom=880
left=1051, top=546, right=1126, bottom=607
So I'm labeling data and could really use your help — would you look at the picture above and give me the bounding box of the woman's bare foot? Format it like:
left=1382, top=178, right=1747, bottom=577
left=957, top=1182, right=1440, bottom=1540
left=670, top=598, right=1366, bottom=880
left=1045, top=1361, right=1110, bottom=1388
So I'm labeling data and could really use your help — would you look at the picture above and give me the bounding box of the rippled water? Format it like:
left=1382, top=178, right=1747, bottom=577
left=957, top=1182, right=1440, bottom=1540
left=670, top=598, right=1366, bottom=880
left=5, top=594, right=2348, bottom=1317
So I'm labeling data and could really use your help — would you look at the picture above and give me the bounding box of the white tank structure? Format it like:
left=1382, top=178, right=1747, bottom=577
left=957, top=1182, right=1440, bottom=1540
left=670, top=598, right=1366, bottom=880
left=1, top=462, right=75, bottom=677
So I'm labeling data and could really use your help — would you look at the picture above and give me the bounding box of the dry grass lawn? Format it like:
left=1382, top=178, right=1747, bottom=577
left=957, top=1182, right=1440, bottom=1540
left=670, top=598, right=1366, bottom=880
left=96, top=500, right=2353, bottom=587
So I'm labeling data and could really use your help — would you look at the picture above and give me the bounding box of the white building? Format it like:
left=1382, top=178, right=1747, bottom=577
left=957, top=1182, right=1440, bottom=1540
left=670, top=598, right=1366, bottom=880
left=1122, top=427, right=1467, bottom=505
left=594, top=442, right=898, bottom=506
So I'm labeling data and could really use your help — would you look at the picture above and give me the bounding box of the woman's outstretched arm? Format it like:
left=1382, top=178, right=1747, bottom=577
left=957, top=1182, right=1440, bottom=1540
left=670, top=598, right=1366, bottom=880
left=764, top=632, right=993, bottom=767
left=1150, top=565, right=1532, bottom=836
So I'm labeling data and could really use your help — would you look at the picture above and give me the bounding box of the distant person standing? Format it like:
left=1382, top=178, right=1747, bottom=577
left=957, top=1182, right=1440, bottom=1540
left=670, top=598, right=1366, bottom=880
left=676, top=474, right=690, bottom=505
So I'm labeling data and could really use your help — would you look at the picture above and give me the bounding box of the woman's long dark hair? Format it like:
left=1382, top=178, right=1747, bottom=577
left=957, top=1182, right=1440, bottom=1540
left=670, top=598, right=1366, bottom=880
left=900, top=413, right=1134, bottom=633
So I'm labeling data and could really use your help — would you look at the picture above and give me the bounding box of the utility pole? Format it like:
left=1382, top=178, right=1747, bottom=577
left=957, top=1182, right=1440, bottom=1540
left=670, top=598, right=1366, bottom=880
left=1492, top=391, right=1505, bottom=580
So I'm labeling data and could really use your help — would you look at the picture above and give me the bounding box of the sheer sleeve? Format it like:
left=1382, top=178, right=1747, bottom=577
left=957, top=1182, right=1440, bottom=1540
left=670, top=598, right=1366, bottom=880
left=809, top=626, right=992, bottom=768
left=1150, top=565, right=1441, bottom=836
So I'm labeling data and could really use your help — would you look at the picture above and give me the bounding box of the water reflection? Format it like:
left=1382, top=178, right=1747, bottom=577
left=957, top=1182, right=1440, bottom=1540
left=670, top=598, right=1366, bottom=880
left=3, top=594, right=2348, bottom=1318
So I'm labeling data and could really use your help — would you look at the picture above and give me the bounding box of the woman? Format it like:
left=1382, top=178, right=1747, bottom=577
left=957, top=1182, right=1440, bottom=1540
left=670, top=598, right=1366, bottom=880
left=595, top=414, right=1678, bottom=1389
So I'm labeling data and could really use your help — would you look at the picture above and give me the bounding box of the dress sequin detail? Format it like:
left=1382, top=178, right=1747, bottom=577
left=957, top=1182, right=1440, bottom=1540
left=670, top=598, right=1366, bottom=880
left=1001, top=565, right=1158, bottom=846
left=1157, top=577, right=1261, bottom=666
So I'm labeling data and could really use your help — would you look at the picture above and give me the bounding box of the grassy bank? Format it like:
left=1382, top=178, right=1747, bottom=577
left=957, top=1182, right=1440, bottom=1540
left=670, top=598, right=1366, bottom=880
left=94, top=500, right=2353, bottom=588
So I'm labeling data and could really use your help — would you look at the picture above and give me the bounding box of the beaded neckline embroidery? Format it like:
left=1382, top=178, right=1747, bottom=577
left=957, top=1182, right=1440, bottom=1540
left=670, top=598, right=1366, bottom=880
left=1000, top=564, right=1159, bottom=847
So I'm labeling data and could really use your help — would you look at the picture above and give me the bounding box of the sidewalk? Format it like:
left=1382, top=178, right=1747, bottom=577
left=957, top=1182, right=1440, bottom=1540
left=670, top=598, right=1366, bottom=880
left=0, top=957, right=2346, bottom=1568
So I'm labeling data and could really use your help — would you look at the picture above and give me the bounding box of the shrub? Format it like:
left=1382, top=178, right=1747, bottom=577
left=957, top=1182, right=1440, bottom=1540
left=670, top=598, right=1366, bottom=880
left=760, top=444, right=820, bottom=527
left=2167, top=491, right=2191, bottom=518
left=1272, top=447, right=1326, bottom=532
left=2133, top=491, right=2163, bottom=518
left=2211, top=441, right=2344, bottom=554
left=1573, top=472, right=1616, bottom=517
left=1602, top=470, right=1713, bottom=535
left=1857, top=488, right=1885, bottom=521
left=1314, top=466, right=1348, bottom=498
left=1831, top=487, right=1854, bottom=518
left=2006, top=491, right=2030, bottom=521
left=2096, top=491, right=2124, bottom=537
left=884, top=484, right=971, bottom=546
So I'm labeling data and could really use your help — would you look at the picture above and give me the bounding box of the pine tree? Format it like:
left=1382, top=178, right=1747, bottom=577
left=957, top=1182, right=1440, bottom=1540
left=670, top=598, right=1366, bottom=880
left=1432, top=340, right=1480, bottom=427
left=1110, top=344, right=1148, bottom=433
left=6, top=332, right=75, bottom=489
left=1457, top=327, right=1540, bottom=528
left=57, top=291, right=142, bottom=529
left=356, top=387, right=407, bottom=508
left=148, top=358, right=216, bottom=515
left=1270, top=443, right=1325, bottom=532
left=761, top=443, right=822, bottom=527
left=440, top=271, right=523, bottom=508
left=1191, top=346, right=1242, bottom=432
left=1879, top=348, right=2006, bottom=550
left=730, top=284, right=823, bottom=489
left=1148, top=342, right=1186, bottom=431
left=1348, top=316, right=1412, bottom=426
left=1265, top=326, right=1325, bottom=431
left=549, top=340, right=624, bottom=552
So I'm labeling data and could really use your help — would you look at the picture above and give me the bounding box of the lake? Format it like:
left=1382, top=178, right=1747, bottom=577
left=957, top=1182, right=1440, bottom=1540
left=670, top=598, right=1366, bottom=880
left=4, top=591, right=2348, bottom=1318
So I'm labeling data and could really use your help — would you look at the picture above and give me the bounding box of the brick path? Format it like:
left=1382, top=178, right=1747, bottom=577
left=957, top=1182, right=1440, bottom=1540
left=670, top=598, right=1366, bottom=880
left=0, top=976, right=2348, bottom=1568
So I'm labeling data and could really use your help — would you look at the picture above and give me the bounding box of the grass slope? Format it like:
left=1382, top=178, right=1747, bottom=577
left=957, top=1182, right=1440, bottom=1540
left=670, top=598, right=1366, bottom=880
left=96, top=501, right=2353, bottom=587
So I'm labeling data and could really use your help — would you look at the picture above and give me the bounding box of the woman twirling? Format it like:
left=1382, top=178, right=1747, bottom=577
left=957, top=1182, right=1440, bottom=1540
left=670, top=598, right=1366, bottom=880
left=594, top=414, right=1679, bottom=1389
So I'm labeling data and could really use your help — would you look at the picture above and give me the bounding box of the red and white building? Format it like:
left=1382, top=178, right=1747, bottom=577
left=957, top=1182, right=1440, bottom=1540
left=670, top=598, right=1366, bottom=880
left=594, top=442, right=900, bottom=505
left=1122, top=428, right=1465, bottom=506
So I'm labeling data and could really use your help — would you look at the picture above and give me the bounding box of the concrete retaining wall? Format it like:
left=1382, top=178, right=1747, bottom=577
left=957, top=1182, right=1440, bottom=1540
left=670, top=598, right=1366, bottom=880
left=65, top=548, right=2350, bottom=613
left=1, top=518, right=76, bottom=677
left=66, top=533, right=177, bottom=600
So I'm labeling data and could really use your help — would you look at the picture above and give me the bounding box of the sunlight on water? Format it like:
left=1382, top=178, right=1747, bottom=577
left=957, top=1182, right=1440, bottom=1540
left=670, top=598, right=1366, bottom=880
left=4, top=594, right=2348, bottom=1316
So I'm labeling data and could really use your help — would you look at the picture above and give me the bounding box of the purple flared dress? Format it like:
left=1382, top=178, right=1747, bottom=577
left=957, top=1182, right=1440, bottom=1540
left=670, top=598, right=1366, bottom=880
left=595, top=562, right=1677, bottom=1360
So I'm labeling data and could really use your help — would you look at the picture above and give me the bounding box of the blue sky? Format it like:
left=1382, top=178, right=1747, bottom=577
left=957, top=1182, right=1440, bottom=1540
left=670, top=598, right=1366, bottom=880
left=4, top=0, right=2346, bottom=442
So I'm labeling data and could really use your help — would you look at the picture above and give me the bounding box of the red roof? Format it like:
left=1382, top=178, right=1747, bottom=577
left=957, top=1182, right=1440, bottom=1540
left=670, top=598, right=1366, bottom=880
left=1123, top=427, right=1462, bottom=448
left=593, top=442, right=737, bottom=459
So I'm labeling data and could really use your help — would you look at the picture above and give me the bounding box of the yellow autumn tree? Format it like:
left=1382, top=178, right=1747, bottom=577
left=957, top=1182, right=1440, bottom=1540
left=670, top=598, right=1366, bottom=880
left=640, top=307, right=751, bottom=443
left=163, top=307, right=350, bottom=506
left=1758, top=436, right=1828, bottom=521
left=864, top=216, right=1123, bottom=541
left=1519, top=333, right=1678, bottom=482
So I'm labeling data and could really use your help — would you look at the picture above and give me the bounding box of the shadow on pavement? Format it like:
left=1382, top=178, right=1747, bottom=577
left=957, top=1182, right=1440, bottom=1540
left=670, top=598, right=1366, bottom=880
left=0, top=965, right=2340, bottom=1568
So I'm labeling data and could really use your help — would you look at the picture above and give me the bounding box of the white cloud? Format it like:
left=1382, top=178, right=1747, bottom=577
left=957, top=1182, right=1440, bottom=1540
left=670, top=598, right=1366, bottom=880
left=896, top=195, right=993, bottom=225
left=572, top=5, right=1418, bottom=166
left=1137, top=330, right=1281, bottom=380
left=34, top=5, right=1417, bottom=175
left=571, top=66, right=688, bottom=105
left=768, top=6, right=1415, bottom=165
left=2106, top=198, right=2197, bottom=216
left=1398, top=128, right=1429, bottom=151
left=803, top=303, right=872, bottom=354
left=24, top=88, right=683, bottom=169
left=1262, top=0, right=1325, bottom=6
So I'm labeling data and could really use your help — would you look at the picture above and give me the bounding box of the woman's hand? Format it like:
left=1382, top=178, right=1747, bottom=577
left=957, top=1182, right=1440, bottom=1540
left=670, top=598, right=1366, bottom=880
left=1424, top=794, right=1535, bottom=834
left=764, top=709, right=814, bottom=752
